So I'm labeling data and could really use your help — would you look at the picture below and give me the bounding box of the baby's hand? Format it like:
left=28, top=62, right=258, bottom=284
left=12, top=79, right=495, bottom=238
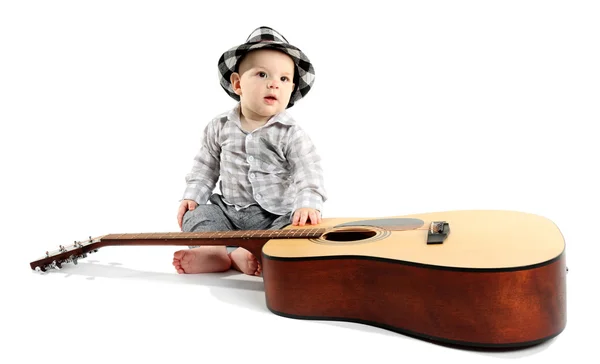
left=292, top=208, right=322, bottom=226
left=177, top=199, right=198, bottom=231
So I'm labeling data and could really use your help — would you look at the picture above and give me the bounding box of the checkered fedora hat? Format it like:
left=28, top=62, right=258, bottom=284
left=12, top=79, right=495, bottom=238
left=217, top=26, right=315, bottom=108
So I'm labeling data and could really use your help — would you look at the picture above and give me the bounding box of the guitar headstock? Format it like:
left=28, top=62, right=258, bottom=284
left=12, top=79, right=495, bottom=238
left=30, top=235, right=104, bottom=273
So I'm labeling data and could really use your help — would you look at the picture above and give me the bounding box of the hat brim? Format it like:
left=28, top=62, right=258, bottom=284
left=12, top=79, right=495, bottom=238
left=218, top=42, right=315, bottom=108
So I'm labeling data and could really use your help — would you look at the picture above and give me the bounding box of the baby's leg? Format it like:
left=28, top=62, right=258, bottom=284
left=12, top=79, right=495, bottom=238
left=228, top=248, right=261, bottom=276
left=173, top=246, right=231, bottom=274
left=172, top=201, right=234, bottom=274
left=226, top=208, right=293, bottom=277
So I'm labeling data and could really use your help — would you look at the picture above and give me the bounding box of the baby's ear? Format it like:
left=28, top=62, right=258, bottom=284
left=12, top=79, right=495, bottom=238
left=230, top=73, right=242, bottom=96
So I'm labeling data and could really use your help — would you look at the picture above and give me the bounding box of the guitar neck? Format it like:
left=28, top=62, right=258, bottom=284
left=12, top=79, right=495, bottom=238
left=99, top=228, right=326, bottom=245
left=98, top=229, right=327, bottom=259
left=30, top=228, right=326, bottom=271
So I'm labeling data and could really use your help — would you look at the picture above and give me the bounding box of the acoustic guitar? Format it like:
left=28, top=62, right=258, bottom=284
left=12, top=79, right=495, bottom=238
left=30, top=209, right=567, bottom=349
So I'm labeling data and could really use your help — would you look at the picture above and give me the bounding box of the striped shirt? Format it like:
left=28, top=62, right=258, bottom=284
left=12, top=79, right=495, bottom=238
left=182, top=103, right=327, bottom=216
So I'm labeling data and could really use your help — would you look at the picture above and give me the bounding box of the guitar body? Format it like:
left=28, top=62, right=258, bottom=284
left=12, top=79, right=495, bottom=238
left=260, top=210, right=567, bottom=348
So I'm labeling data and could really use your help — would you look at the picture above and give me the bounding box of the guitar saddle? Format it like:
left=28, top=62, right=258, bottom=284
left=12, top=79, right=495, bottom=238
left=427, top=221, right=450, bottom=244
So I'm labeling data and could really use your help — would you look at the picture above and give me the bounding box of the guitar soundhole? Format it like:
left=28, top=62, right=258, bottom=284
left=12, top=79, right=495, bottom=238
left=322, top=229, right=378, bottom=242
left=310, top=227, right=388, bottom=245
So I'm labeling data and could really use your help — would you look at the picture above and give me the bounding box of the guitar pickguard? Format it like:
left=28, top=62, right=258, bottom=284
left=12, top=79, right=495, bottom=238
left=334, top=218, right=424, bottom=231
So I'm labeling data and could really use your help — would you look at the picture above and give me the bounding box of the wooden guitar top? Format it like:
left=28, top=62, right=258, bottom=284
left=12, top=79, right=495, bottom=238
left=262, top=210, right=565, bottom=269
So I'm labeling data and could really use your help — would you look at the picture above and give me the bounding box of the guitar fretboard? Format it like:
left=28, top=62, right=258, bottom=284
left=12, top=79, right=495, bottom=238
left=101, top=228, right=326, bottom=241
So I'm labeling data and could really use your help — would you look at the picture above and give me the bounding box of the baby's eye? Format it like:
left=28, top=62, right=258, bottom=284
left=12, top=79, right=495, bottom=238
left=280, top=76, right=289, bottom=82
left=258, top=72, right=267, bottom=78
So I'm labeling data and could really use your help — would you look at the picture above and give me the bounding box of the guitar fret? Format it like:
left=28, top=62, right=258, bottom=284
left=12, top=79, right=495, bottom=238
left=104, top=228, right=325, bottom=242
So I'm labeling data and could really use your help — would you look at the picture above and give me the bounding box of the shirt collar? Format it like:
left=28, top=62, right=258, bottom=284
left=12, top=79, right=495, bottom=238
left=228, top=103, right=296, bottom=127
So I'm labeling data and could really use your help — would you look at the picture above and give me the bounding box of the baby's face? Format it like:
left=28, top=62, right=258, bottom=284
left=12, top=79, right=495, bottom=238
left=233, top=49, right=295, bottom=120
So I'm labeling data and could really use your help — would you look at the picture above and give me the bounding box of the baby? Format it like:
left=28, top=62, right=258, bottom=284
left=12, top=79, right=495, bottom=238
left=172, top=26, right=327, bottom=276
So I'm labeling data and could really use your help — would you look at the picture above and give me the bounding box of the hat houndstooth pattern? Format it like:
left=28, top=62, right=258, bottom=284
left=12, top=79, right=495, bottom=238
left=218, top=26, right=315, bottom=108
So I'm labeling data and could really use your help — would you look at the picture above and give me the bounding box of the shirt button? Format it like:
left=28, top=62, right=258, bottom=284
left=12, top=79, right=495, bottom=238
left=250, top=173, right=256, bottom=179
left=247, top=134, right=253, bottom=140
left=255, top=194, right=262, bottom=199
left=247, top=156, right=254, bottom=162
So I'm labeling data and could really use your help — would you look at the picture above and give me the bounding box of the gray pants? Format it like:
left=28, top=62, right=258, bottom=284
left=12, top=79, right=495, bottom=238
left=182, top=194, right=292, bottom=252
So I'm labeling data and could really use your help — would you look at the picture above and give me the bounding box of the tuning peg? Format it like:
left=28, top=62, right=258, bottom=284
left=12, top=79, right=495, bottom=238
left=34, top=266, right=50, bottom=274
left=49, top=260, right=61, bottom=270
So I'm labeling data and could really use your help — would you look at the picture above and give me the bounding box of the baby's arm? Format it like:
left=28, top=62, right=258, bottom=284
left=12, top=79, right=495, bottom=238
left=285, top=127, right=327, bottom=225
left=179, top=119, right=221, bottom=226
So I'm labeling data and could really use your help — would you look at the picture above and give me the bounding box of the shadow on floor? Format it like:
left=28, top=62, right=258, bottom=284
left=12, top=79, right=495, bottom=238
left=39, top=260, right=557, bottom=358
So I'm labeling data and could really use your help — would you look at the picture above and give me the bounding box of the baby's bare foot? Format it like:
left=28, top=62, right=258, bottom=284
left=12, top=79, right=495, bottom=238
left=172, top=246, right=231, bottom=274
left=229, top=248, right=261, bottom=276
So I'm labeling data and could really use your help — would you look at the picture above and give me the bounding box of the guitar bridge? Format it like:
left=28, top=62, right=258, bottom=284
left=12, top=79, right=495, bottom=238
left=427, top=221, right=450, bottom=244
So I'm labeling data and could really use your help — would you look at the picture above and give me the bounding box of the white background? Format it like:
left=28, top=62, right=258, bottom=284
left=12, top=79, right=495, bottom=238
left=1, top=1, right=598, bottom=363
